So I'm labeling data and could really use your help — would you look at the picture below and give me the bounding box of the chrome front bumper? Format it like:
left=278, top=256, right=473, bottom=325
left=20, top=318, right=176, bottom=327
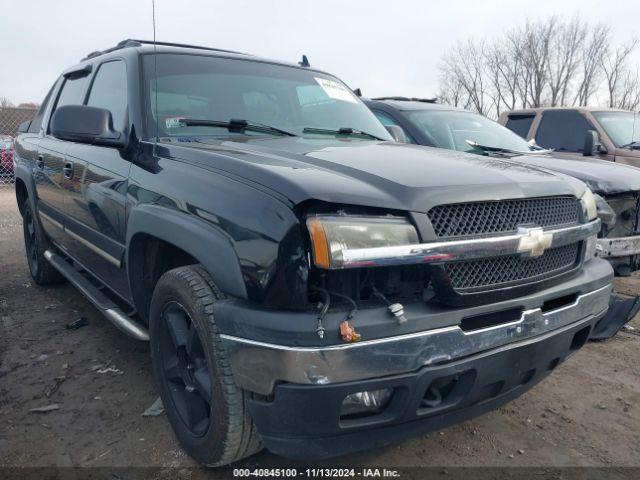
left=596, top=235, right=640, bottom=258
left=221, top=283, right=611, bottom=395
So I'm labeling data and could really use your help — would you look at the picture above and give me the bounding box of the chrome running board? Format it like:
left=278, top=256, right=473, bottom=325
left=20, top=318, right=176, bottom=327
left=44, top=250, right=149, bottom=341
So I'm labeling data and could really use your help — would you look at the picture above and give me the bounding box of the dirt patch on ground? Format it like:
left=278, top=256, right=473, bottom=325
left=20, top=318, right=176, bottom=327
left=1, top=187, right=639, bottom=469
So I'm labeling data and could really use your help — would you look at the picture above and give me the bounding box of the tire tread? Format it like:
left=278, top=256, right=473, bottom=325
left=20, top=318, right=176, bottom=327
left=155, top=265, right=262, bottom=466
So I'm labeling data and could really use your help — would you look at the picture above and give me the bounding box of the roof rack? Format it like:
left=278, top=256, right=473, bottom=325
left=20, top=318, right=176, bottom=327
left=372, top=96, right=438, bottom=103
left=82, top=39, right=248, bottom=61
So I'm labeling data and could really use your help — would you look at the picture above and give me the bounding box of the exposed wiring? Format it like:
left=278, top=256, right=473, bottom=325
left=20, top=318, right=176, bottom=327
left=326, top=290, right=358, bottom=320
left=369, top=281, right=407, bottom=324
left=310, top=286, right=359, bottom=340
left=311, top=286, right=330, bottom=339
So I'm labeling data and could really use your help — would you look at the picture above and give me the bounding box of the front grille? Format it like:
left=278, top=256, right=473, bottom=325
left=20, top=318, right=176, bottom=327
left=444, top=243, right=581, bottom=293
left=428, top=196, right=580, bottom=239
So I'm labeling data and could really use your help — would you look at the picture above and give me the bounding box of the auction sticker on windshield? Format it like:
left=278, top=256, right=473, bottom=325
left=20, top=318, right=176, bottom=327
left=315, top=77, right=358, bottom=103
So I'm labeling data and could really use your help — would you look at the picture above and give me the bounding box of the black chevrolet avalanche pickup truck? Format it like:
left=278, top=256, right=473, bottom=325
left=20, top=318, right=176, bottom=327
left=14, top=40, right=612, bottom=465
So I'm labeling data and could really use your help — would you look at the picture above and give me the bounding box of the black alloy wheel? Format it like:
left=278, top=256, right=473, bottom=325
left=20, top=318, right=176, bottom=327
left=158, top=301, right=212, bottom=437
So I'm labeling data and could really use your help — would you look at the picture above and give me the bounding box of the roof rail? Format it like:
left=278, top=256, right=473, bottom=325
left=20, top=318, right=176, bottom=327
left=372, top=96, right=438, bottom=103
left=82, top=39, right=248, bottom=61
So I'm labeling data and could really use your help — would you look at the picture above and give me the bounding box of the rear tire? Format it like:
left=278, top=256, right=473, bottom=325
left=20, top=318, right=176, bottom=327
left=22, top=198, right=65, bottom=286
left=149, top=265, right=262, bottom=466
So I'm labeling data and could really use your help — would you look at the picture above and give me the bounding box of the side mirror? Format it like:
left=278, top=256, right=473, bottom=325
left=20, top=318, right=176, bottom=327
left=583, top=130, right=599, bottom=157
left=50, top=105, right=125, bottom=148
left=18, top=120, right=31, bottom=133
left=385, top=125, right=408, bottom=143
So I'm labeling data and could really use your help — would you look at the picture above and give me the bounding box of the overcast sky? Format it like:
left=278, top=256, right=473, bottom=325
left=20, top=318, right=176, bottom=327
left=1, top=0, right=638, bottom=105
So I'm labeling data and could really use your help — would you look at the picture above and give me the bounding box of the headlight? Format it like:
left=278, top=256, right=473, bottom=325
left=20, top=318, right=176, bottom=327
left=593, top=193, right=616, bottom=227
left=306, top=215, right=419, bottom=269
left=581, top=188, right=598, bottom=221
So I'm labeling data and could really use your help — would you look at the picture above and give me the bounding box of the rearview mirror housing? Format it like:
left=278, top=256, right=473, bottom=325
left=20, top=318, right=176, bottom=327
left=50, top=105, right=125, bottom=148
left=583, top=130, right=599, bottom=157
left=18, top=120, right=31, bottom=133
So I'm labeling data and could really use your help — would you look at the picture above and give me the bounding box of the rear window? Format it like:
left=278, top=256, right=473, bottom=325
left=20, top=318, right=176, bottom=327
left=505, top=114, right=535, bottom=139
left=536, top=110, right=594, bottom=152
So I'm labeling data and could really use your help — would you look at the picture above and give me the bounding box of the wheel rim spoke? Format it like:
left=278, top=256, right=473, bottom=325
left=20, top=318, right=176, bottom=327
left=185, top=391, right=209, bottom=433
left=193, top=362, right=212, bottom=404
left=165, top=308, right=189, bottom=348
left=24, top=211, right=38, bottom=270
left=186, top=325, right=202, bottom=357
left=163, top=355, right=183, bottom=384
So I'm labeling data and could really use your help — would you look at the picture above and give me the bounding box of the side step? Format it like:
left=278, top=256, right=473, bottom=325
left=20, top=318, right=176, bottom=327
left=44, top=250, right=149, bottom=341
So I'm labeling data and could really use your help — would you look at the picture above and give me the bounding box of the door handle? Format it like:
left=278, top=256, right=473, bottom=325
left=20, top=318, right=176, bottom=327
left=63, top=161, right=74, bottom=180
left=36, top=155, right=44, bottom=169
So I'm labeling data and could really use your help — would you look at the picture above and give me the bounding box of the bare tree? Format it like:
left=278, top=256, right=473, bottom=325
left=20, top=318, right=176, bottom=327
left=437, top=70, right=468, bottom=108
left=441, top=39, right=494, bottom=116
left=574, top=23, right=610, bottom=106
left=505, top=28, right=533, bottom=108
left=616, top=69, right=640, bottom=110
left=520, top=18, right=556, bottom=107
left=438, top=15, right=640, bottom=115
left=486, top=37, right=523, bottom=116
left=602, top=38, right=639, bottom=108
left=0, top=97, right=14, bottom=108
left=546, top=16, right=586, bottom=106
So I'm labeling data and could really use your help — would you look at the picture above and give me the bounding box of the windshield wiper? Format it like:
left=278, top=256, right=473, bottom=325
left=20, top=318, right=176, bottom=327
left=465, top=140, right=554, bottom=157
left=619, top=140, right=640, bottom=150
left=302, top=127, right=386, bottom=141
left=180, top=118, right=297, bottom=137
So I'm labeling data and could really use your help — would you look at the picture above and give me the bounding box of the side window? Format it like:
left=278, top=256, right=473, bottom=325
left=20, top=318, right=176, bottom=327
left=53, top=75, right=90, bottom=111
left=47, top=73, right=90, bottom=133
left=372, top=110, right=415, bottom=143
left=28, top=82, right=57, bottom=133
left=87, top=61, right=128, bottom=130
left=536, top=110, right=593, bottom=152
left=505, top=114, right=535, bottom=139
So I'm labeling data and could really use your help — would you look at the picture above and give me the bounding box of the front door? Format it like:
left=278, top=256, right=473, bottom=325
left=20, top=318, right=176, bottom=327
left=35, top=72, right=91, bottom=245
left=61, top=59, right=131, bottom=300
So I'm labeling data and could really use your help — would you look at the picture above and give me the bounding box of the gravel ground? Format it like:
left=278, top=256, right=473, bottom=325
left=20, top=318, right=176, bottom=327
left=1, top=187, right=639, bottom=472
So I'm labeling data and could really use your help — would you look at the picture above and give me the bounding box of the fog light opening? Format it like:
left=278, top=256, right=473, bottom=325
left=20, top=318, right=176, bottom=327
left=340, top=388, right=393, bottom=420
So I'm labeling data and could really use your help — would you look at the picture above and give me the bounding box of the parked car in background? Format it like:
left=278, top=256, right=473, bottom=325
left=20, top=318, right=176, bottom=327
left=0, top=135, right=14, bottom=181
left=364, top=98, right=640, bottom=278
left=498, top=107, right=640, bottom=167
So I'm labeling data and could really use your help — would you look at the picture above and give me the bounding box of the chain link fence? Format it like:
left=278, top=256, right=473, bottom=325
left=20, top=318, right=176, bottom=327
left=0, top=107, right=37, bottom=186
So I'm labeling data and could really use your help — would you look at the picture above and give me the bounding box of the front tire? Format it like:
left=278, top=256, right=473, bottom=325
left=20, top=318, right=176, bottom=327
left=149, top=265, right=262, bottom=466
left=22, top=198, right=64, bottom=285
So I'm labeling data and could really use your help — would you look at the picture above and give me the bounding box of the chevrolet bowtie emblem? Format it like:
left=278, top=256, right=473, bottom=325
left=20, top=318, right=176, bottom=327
left=517, top=226, right=553, bottom=258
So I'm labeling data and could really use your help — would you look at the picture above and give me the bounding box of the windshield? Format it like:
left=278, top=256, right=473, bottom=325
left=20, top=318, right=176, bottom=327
left=143, top=54, right=391, bottom=141
left=406, top=110, right=533, bottom=153
left=1, top=140, right=11, bottom=150
left=592, top=111, right=640, bottom=148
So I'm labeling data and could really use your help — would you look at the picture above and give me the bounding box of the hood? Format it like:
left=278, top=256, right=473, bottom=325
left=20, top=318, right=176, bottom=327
left=508, top=154, right=640, bottom=195
left=162, top=136, right=586, bottom=212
